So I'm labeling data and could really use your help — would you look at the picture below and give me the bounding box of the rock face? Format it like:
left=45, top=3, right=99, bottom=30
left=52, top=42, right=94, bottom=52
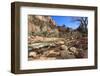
left=28, top=15, right=59, bottom=37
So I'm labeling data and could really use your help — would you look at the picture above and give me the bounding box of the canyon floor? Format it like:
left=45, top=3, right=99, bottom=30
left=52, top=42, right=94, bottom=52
left=28, top=35, right=88, bottom=60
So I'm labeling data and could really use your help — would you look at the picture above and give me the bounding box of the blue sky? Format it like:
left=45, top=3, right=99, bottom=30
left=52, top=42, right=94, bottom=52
left=51, top=16, right=82, bottom=29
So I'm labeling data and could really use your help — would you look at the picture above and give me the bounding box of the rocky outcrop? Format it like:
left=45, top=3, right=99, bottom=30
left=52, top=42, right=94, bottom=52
left=28, top=15, right=59, bottom=37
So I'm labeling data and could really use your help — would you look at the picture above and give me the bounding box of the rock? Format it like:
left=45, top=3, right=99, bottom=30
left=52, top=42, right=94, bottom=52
left=56, top=41, right=65, bottom=45
left=75, top=51, right=85, bottom=58
left=29, top=52, right=37, bottom=58
left=28, top=43, right=50, bottom=49
left=28, top=15, right=59, bottom=36
left=60, top=50, right=68, bottom=59
left=44, top=50, right=60, bottom=57
left=60, top=51, right=75, bottom=59
left=75, top=49, right=87, bottom=58
left=69, top=47, right=77, bottom=54
left=61, top=45, right=68, bottom=50
left=60, top=46, right=76, bottom=59
left=49, top=43, right=56, bottom=47
left=29, top=42, right=57, bottom=49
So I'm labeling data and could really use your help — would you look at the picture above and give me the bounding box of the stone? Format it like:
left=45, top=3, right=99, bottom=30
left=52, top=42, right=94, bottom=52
left=69, top=47, right=77, bottom=53
left=61, top=45, right=68, bottom=50
left=29, top=52, right=37, bottom=58
left=60, top=51, right=75, bottom=59
left=28, top=15, right=59, bottom=35
left=56, top=41, right=65, bottom=45
left=44, top=50, right=60, bottom=57
left=67, top=54, right=75, bottom=59
left=60, top=50, right=68, bottom=59
left=28, top=43, right=50, bottom=49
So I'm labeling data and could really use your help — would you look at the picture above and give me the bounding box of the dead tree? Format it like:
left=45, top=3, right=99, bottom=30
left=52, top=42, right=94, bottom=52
left=72, top=17, right=88, bottom=33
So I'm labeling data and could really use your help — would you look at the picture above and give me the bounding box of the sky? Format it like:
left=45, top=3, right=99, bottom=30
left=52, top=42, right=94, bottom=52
left=51, top=16, right=83, bottom=29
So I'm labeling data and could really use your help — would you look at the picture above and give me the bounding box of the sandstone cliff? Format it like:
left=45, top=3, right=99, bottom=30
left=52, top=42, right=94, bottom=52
left=28, top=15, right=59, bottom=37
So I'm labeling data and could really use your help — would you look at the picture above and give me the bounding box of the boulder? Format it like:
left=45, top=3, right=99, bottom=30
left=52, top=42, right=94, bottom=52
left=60, top=50, right=75, bottom=59
left=60, top=45, right=68, bottom=50
left=69, top=47, right=78, bottom=54
left=29, top=52, right=37, bottom=58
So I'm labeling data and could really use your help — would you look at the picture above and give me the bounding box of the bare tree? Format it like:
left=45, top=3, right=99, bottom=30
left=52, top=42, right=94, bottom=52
left=77, top=17, right=88, bottom=28
left=72, top=17, right=88, bottom=33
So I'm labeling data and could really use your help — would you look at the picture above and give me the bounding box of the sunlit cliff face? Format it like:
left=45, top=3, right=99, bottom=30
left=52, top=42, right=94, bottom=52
left=28, top=15, right=58, bottom=35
